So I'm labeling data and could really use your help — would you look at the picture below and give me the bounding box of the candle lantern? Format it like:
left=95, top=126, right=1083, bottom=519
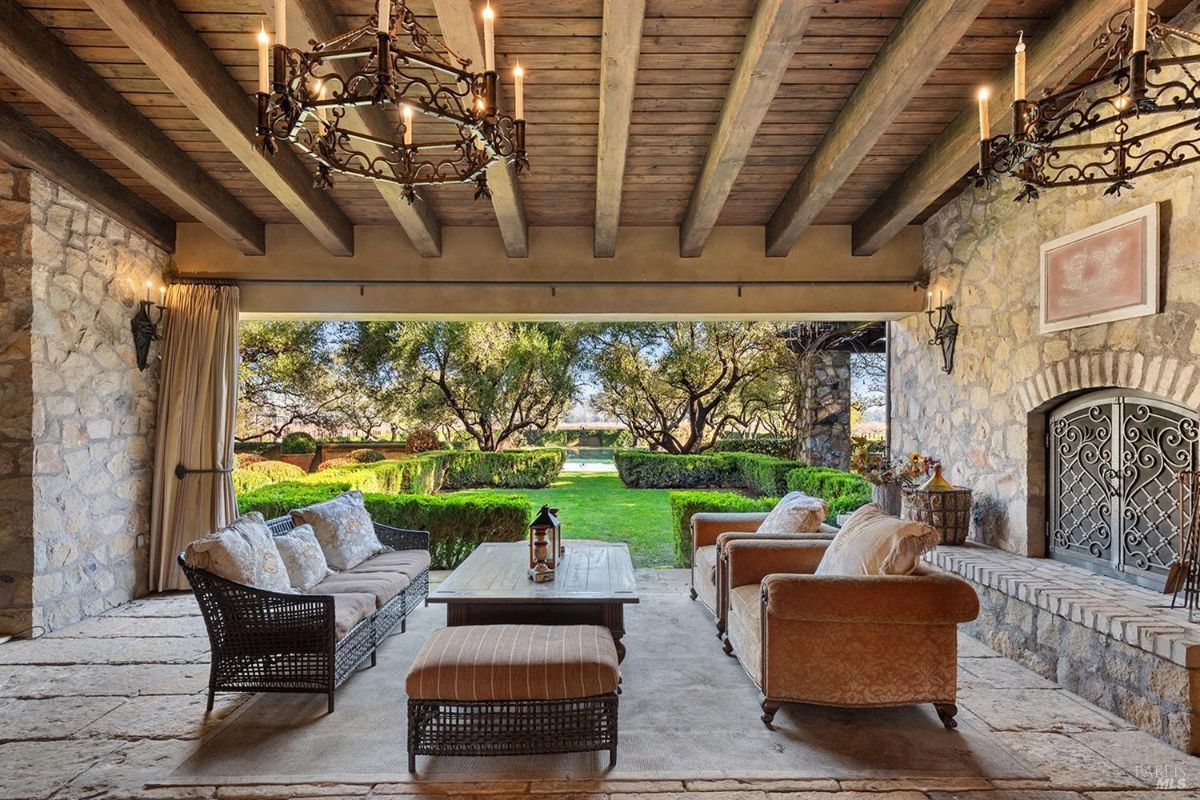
left=528, top=505, right=560, bottom=582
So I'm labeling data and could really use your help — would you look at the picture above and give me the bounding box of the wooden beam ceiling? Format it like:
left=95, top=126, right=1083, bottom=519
left=0, top=100, right=176, bottom=252
left=849, top=0, right=1138, bottom=256
left=87, top=0, right=355, bottom=256
left=433, top=0, right=529, bottom=258
left=268, top=0, right=442, bottom=257
left=764, top=0, right=989, bottom=258
left=677, top=0, right=816, bottom=258
left=593, top=0, right=644, bottom=258
left=0, top=1, right=261, bottom=254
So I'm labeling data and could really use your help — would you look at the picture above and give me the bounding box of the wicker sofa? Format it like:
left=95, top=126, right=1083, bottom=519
left=179, top=514, right=430, bottom=714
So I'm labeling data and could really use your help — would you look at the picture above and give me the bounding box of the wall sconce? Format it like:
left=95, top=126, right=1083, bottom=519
left=131, top=281, right=165, bottom=371
left=925, top=290, right=959, bottom=374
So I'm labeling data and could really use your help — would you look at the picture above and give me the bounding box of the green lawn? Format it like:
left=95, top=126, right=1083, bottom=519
left=450, top=472, right=674, bottom=568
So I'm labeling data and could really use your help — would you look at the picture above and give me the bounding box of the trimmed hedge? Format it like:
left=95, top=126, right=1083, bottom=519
left=785, top=466, right=873, bottom=523
left=232, top=460, right=308, bottom=497
left=613, top=450, right=804, bottom=496
left=237, top=482, right=531, bottom=569
left=439, top=449, right=566, bottom=489
left=666, top=491, right=776, bottom=567
left=525, top=428, right=633, bottom=448
left=281, top=432, right=317, bottom=454
left=317, top=457, right=356, bottom=471
left=711, top=436, right=794, bottom=458
left=349, top=448, right=386, bottom=463
left=234, top=441, right=277, bottom=456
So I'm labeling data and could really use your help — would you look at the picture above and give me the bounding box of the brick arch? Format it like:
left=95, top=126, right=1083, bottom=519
left=1016, top=353, right=1200, bottom=414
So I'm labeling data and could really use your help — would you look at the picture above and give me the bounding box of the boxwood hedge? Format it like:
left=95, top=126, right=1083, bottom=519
left=785, top=466, right=873, bottom=522
left=237, top=481, right=531, bottom=569
left=613, top=450, right=804, bottom=495
left=666, top=491, right=776, bottom=567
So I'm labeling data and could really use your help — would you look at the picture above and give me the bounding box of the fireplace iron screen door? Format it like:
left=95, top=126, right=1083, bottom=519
left=1049, top=390, right=1199, bottom=589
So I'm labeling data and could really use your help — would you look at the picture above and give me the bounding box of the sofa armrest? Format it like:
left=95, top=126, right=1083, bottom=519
left=762, top=565, right=980, bottom=625
left=692, top=512, right=769, bottom=551
left=375, top=523, right=430, bottom=552
left=725, top=539, right=829, bottom=589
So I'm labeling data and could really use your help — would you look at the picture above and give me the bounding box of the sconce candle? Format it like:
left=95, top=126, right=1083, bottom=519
left=514, top=64, right=524, bottom=120
left=131, top=283, right=165, bottom=371
left=977, top=87, right=990, bottom=142
left=377, top=0, right=390, bottom=33
left=1133, top=0, right=1149, bottom=51
left=1013, top=32, right=1026, bottom=100
left=274, top=0, right=287, bottom=46
left=482, top=3, right=495, bottom=72
left=257, top=24, right=270, bottom=94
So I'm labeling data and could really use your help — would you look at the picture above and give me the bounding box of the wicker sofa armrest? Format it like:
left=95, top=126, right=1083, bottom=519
left=761, top=565, right=980, bottom=625
left=178, top=555, right=335, bottom=647
left=375, top=522, right=431, bottom=552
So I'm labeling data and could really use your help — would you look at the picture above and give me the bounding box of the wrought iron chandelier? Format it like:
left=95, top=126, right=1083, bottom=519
left=974, top=1, right=1200, bottom=201
left=254, top=0, right=527, bottom=201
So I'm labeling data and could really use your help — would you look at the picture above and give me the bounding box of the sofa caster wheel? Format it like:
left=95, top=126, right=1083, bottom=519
left=760, top=700, right=781, bottom=730
left=934, top=703, right=958, bottom=729
left=722, top=636, right=735, bottom=657
left=689, top=587, right=697, bottom=601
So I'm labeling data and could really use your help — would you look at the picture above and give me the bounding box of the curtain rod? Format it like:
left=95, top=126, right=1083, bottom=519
left=225, top=278, right=925, bottom=289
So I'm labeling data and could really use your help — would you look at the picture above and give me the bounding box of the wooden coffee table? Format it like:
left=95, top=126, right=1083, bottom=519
left=427, top=540, right=640, bottom=662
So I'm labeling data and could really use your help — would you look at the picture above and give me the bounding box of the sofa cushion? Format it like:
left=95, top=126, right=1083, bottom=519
left=406, top=624, right=619, bottom=701
left=352, top=549, right=431, bottom=581
left=727, top=584, right=763, bottom=688
left=273, top=523, right=333, bottom=591
left=815, top=503, right=938, bottom=577
left=291, top=491, right=384, bottom=571
left=307, top=570, right=410, bottom=608
left=184, top=512, right=291, bottom=594
left=757, top=491, right=828, bottom=535
left=332, top=592, right=375, bottom=639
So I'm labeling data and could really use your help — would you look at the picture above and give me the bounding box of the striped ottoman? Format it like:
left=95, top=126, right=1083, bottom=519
left=405, top=624, right=620, bottom=772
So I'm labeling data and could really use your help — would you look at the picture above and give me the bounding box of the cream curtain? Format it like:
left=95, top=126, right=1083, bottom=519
left=149, top=283, right=240, bottom=591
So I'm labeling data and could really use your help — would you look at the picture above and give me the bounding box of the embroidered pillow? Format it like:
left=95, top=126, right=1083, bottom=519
left=274, top=523, right=333, bottom=591
left=184, top=512, right=292, bottom=593
left=815, top=503, right=939, bottom=577
left=290, top=490, right=384, bottom=571
left=756, top=491, right=828, bottom=535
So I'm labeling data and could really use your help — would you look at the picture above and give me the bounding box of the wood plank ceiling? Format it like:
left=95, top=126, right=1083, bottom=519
left=1, top=0, right=1187, bottom=256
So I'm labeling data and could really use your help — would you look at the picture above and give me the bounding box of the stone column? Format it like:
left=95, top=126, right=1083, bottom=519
left=0, top=163, right=170, bottom=635
left=798, top=350, right=852, bottom=470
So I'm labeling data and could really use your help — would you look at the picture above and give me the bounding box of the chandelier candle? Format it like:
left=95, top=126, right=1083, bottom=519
left=483, top=3, right=495, bottom=72
left=1134, top=0, right=1149, bottom=51
left=257, top=24, right=269, bottom=94
left=514, top=64, right=524, bottom=120
left=976, top=87, right=989, bottom=142
left=403, top=104, right=413, bottom=146
left=274, top=0, right=286, bottom=46
left=377, top=0, right=390, bottom=33
left=1013, top=32, right=1025, bottom=100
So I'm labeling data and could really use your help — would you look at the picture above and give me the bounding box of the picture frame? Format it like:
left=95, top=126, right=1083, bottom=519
left=1039, top=202, right=1160, bottom=334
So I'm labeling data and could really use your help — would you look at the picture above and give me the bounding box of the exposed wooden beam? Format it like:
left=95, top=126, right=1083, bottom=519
left=88, top=0, right=354, bottom=256
left=270, top=0, right=442, bottom=257
left=765, top=0, right=988, bottom=257
left=850, top=0, right=1138, bottom=256
left=593, top=0, right=645, bottom=258
left=433, top=0, right=529, bottom=258
left=0, top=101, right=176, bottom=253
left=0, top=2, right=260, bottom=254
left=678, top=0, right=816, bottom=258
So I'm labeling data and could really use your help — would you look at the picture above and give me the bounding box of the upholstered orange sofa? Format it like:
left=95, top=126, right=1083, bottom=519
left=723, top=538, right=979, bottom=729
left=689, top=511, right=835, bottom=634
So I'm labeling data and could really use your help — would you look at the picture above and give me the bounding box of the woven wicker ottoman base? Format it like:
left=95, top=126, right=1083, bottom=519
left=405, top=624, right=621, bottom=773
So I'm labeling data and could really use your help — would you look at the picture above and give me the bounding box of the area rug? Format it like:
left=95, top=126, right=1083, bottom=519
left=165, top=589, right=1040, bottom=784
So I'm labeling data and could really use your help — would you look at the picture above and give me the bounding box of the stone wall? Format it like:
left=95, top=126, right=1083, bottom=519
left=800, top=350, right=852, bottom=469
left=890, top=153, right=1200, bottom=555
left=0, top=165, right=170, bottom=635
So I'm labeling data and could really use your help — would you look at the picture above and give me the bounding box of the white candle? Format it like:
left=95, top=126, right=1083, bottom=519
left=144, top=280, right=152, bottom=303
left=257, top=23, right=270, bottom=93
left=274, top=0, right=286, bottom=46
left=483, top=3, right=495, bottom=72
left=1133, top=0, right=1149, bottom=51
left=403, top=104, right=413, bottom=146
left=977, top=87, right=990, bottom=142
left=513, top=64, right=524, bottom=119
left=315, top=81, right=326, bottom=124
left=1013, top=32, right=1026, bottom=100
left=377, top=0, right=390, bottom=34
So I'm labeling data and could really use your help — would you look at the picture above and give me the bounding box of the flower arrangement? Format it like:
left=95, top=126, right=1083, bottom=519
left=852, top=450, right=938, bottom=487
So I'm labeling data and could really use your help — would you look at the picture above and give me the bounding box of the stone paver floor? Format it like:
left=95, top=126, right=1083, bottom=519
left=1, top=570, right=1198, bottom=800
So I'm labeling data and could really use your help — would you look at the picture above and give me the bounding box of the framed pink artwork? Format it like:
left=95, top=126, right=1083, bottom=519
left=1040, top=203, right=1160, bottom=334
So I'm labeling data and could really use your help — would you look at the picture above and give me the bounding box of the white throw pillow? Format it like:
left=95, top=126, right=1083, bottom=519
left=184, top=512, right=292, bottom=593
left=290, top=490, right=384, bottom=571
left=815, top=503, right=938, bottom=577
left=274, top=523, right=334, bottom=591
left=756, top=491, right=827, bottom=535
